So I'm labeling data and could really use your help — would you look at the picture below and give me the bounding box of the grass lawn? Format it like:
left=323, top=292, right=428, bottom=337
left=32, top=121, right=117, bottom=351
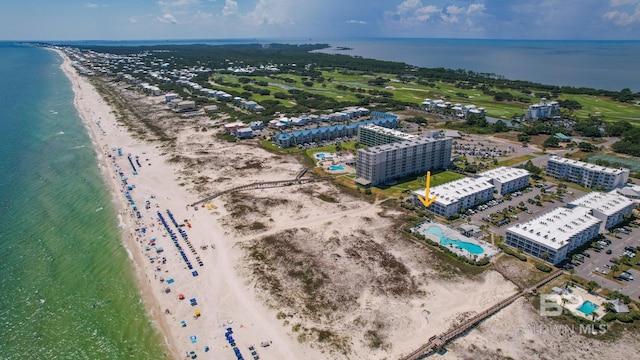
left=375, top=170, right=466, bottom=197
left=304, top=141, right=359, bottom=159
left=558, top=94, right=640, bottom=123
left=212, top=70, right=639, bottom=125
left=260, top=140, right=301, bottom=154
left=498, top=155, right=535, bottom=166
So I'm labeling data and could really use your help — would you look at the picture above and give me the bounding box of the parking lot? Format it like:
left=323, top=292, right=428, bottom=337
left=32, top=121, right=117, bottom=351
left=462, top=181, right=587, bottom=237
left=454, top=179, right=640, bottom=298
left=569, top=227, right=640, bottom=299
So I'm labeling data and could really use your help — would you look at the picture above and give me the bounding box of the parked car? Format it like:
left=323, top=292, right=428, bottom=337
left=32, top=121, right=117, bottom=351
left=606, top=249, right=613, bottom=255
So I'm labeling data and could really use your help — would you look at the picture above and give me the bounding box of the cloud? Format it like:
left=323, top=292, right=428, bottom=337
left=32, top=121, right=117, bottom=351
left=193, top=10, right=213, bottom=20
left=397, top=0, right=421, bottom=15
left=347, top=19, right=368, bottom=24
left=609, top=0, right=640, bottom=6
left=222, top=0, right=238, bottom=16
left=85, top=2, right=99, bottom=8
left=157, top=13, right=179, bottom=24
left=467, top=3, right=486, bottom=15
left=387, top=2, right=487, bottom=26
left=604, top=1, right=640, bottom=25
left=415, top=5, right=439, bottom=21
left=157, top=0, right=200, bottom=8
left=129, top=16, right=139, bottom=23
left=441, top=5, right=464, bottom=23
left=244, top=0, right=296, bottom=26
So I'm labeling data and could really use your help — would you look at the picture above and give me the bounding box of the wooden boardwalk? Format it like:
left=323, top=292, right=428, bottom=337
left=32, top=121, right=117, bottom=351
left=188, top=168, right=331, bottom=207
left=401, top=270, right=563, bottom=360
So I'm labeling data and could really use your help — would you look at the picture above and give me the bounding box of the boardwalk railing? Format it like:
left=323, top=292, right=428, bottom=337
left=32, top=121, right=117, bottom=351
left=401, top=270, right=562, bottom=360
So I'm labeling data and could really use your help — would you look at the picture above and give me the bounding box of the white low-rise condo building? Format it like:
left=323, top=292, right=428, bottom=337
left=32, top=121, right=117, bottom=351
left=505, top=207, right=602, bottom=265
left=568, top=192, right=636, bottom=232
left=412, top=177, right=495, bottom=218
left=546, top=155, right=630, bottom=191
left=477, top=167, right=530, bottom=195
left=357, top=124, right=416, bottom=146
left=355, top=137, right=452, bottom=186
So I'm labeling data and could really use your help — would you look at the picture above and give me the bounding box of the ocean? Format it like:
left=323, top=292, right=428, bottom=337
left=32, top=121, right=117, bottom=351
left=56, top=38, right=640, bottom=92
left=0, top=44, right=166, bottom=359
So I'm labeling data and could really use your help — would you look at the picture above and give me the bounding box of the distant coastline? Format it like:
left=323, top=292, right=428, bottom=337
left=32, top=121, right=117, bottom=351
left=35, top=37, right=640, bottom=92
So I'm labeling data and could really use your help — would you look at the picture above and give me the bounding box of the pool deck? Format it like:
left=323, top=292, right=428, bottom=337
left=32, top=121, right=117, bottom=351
left=414, top=221, right=499, bottom=260
left=314, top=152, right=355, bottom=174
left=548, top=286, right=607, bottom=320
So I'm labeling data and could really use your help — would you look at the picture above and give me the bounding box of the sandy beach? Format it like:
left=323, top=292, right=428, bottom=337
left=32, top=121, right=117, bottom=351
left=55, top=49, right=321, bottom=360
left=53, top=47, right=640, bottom=360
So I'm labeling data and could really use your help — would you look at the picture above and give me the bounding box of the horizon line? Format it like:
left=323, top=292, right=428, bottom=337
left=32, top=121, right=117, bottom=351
left=2, top=37, right=640, bottom=44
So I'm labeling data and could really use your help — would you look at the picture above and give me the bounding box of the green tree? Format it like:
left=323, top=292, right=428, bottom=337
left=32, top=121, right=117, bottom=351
left=606, top=120, right=632, bottom=137
left=521, top=160, right=542, bottom=175
left=611, top=264, right=620, bottom=277
left=578, top=142, right=597, bottom=152
left=586, top=280, right=600, bottom=293
left=603, top=302, right=615, bottom=312
left=543, top=136, right=560, bottom=148
left=621, top=254, right=632, bottom=265
left=541, top=252, right=550, bottom=262
left=493, top=120, right=508, bottom=132
left=517, top=133, right=531, bottom=144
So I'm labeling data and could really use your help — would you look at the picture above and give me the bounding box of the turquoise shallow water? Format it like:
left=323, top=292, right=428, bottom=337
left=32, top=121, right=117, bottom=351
left=0, top=44, right=166, bottom=359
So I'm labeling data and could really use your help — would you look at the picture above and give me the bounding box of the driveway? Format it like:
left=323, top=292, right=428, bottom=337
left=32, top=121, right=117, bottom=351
left=569, top=227, right=640, bottom=300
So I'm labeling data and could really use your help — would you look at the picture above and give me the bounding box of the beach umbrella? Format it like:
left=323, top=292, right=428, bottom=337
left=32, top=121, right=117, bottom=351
left=178, top=293, right=185, bottom=300
left=195, top=309, right=201, bottom=317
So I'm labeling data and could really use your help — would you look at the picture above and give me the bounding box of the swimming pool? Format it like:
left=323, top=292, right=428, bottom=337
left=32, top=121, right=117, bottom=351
left=316, top=153, right=326, bottom=159
left=424, top=225, right=484, bottom=255
left=576, top=301, right=599, bottom=316
left=330, top=165, right=345, bottom=171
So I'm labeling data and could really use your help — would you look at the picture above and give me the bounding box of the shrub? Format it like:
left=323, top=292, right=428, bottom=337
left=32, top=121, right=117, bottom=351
left=601, top=313, right=617, bottom=322
left=499, top=244, right=527, bottom=261
left=617, top=314, right=634, bottom=323
left=535, top=262, right=553, bottom=272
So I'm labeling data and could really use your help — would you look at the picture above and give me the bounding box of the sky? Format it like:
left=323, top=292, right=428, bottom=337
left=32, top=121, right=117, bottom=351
left=0, top=0, right=639, bottom=41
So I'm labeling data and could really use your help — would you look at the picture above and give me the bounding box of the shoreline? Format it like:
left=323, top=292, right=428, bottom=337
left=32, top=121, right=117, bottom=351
left=52, top=47, right=310, bottom=360
left=51, top=48, right=180, bottom=359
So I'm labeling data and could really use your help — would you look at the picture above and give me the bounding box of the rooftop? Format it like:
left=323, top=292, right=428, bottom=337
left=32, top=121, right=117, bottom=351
left=362, top=136, right=451, bottom=155
left=359, top=124, right=417, bottom=141
left=568, top=192, right=635, bottom=216
left=412, top=176, right=494, bottom=206
left=507, top=207, right=601, bottom=250
left=478, top=166, right=530, bottom=183
left=548, top=155, right=629, bottom=175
